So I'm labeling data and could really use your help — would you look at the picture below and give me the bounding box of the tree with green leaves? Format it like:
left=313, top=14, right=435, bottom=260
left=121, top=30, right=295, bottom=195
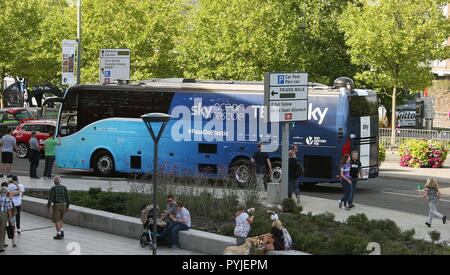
left=80, top=0, right=188, bottom=83
left=177, top=0, right=356, bottom=84
left=339, top=0, right=450, bottom=145
left=0, top=0, right=75, bottom=92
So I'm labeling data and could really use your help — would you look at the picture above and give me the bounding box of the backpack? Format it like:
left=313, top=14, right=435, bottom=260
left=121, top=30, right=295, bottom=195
left=296, top=160, right=304, bottom=178
left=282, top=227, right=293, bottom=250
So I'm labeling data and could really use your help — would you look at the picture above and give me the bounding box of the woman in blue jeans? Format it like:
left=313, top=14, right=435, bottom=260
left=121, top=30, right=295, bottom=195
left=167, top=200, right=191, bottom=248
left=339, top=154, right=353, bottom=210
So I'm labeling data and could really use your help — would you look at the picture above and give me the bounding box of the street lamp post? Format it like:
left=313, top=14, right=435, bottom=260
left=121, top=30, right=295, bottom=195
left=77, top=0, right=81, bottom=84
left=141, top=113, right=171, bottom=255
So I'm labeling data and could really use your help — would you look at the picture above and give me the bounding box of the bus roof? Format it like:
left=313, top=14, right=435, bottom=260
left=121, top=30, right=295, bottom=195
left=66, top=80, right=377, bottom=96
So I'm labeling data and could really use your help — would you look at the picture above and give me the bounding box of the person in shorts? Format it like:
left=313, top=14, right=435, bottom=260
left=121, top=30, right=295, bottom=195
left=251, top=143, right=272, bottom=191
left=47, top=176, right=70, bottom=240
left=0, top=128, right=18, bottom=178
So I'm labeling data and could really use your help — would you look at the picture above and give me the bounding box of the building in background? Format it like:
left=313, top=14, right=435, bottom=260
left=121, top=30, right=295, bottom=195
left=432, top=3, right=450, bottom=79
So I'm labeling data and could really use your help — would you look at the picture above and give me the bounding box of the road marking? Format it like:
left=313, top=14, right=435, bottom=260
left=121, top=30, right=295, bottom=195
left=381, top=191, right=450, bottom=203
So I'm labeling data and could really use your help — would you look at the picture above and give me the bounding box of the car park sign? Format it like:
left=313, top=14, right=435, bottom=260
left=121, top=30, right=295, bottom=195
left=264, top=72, right=309, bottom=122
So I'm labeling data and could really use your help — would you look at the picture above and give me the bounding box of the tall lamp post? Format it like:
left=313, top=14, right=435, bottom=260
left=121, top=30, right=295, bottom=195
left=141, top=113, right=171, bottom=255
left=76, top=0, right=81, bottom=84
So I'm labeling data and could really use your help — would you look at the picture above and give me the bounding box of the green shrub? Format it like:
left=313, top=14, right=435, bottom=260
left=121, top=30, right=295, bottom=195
left=399, top=139, right=448, bottom=168
left=429, top=230, right=441, bottom=243
left=379, top=143, right=386, bottom=164
left=282, top=198, right=297, bottom=213
left=328, top=229, right=370, bottom=255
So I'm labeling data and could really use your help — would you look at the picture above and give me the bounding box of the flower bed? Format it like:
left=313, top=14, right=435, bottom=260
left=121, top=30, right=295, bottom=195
left=399, top=139, right=448, bottom=168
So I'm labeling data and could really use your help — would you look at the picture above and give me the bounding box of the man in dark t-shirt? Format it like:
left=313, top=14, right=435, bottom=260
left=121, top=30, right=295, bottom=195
left=251, top=143, right=272, bottom=191
left=349, top=151, right=362, bottom=208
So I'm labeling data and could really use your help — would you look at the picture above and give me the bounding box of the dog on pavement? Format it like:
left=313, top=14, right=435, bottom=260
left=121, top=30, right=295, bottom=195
left=223, top=237, right=259, bottom=255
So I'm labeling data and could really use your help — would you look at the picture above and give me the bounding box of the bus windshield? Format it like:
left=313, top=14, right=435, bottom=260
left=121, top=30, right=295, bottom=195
left=349, top=96, right=378, bottom=117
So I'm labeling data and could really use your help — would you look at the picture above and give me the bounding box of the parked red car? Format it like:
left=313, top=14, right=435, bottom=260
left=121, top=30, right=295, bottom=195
left=0, top=107, right=35, bottom=137
left=12, top=120, right=56, bottom=158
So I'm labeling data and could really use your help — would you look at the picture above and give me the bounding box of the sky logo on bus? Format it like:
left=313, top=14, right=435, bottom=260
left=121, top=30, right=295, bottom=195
left=305, top=136, right=327, bottom=146
left=170, top=98, right=280, bottom=148
left=308, top=104, right=328, bottom=125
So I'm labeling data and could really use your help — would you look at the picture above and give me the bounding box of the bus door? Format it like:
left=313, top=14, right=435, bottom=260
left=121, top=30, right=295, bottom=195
left=348, top=94, right=379, bottom=179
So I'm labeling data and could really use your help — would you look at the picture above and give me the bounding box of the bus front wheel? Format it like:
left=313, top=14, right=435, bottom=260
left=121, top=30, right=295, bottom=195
left=92, top=151, right=115, bottom=177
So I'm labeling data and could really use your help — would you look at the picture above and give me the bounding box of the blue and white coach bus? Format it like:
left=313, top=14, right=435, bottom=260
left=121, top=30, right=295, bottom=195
left=55, top=77, right=379, bottom=185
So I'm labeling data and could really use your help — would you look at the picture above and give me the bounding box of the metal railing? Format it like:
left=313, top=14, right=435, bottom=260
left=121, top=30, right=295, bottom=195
left=379, top=128, right=450, bottom=148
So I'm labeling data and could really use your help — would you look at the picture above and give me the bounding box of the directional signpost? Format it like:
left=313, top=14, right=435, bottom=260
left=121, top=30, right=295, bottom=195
left=99, top=49, right=131, bottom=85
left=264, top=72, right=308, bottom=200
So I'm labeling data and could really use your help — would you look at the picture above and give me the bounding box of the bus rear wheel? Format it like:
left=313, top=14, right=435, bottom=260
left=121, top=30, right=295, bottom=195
left=271, top=160, right=282, bottom=183
left=92, top=151, right=115, bottom=177
left=230, top=158, right=252, bottom=187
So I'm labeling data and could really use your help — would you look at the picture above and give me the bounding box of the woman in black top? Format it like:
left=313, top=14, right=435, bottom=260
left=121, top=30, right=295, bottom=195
left=262, top=213, right=285, bottom=251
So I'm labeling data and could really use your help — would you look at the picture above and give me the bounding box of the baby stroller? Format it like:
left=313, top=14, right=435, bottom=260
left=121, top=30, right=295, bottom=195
left=139, top=204, right=167, bottom=249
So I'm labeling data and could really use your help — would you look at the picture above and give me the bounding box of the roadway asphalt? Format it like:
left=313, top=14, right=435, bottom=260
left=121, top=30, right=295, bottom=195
left=9, top=155, right=450, bottom=218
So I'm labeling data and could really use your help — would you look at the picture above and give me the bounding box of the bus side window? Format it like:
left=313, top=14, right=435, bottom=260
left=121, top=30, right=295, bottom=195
left=198, top=144, right=217, bottom=154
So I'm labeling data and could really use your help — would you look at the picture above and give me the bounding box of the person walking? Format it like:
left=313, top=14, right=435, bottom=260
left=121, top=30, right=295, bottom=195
left=0, top=186, right=13, bottom=252
left=339, top=154, right=352, bottom=210
left=233, top=202, right=254, bottom=246
left=348, top=150, right=362, bottom=208
left=0, top=128, right=18, bottom=178
left=288, top=150, right=301, bottom=204
left=251, top=143, right=272, bottom=192
left=47, top=176, right=70, bottom=240
left=166, top=200, right=191, bottom=249
left=423, top=177, right=447, bottom=227
left=8, top=176, right=25, bottom=235
left=29, top=131, right=40, bottom=179
left=43, top=132, right=61, bottom=179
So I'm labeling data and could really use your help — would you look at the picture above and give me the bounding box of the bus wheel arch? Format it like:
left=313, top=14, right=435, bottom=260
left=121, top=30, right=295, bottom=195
left=91, top=149, right=115, bottom=176
left=229, top=157, right=252, bottom=187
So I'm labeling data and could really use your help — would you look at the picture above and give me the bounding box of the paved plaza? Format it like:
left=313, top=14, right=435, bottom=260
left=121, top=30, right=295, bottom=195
left=1, top=212, right=201, bottom=255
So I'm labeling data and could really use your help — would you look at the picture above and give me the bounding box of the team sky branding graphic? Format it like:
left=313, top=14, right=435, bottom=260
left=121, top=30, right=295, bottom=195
left=305, top=136, right=327, bottom=146
left=170, top=98, right=329, bottom=144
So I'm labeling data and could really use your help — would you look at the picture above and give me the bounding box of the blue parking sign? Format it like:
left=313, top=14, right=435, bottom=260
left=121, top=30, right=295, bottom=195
left=278, top=75, right=285, bottom=84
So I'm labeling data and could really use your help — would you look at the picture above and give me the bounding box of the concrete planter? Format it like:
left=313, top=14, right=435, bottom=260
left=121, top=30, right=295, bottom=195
left=21, top=196, right=309, bottom=255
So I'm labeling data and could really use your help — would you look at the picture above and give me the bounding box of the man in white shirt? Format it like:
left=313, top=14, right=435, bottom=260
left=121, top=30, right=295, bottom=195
left=0, top=128, right=18, bottom=178
left=8, top=176, right=25, bottom=234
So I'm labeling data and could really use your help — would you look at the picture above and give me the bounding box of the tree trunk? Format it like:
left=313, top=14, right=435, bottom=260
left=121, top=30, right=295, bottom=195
left=390, top=84, right=397, bottom=147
